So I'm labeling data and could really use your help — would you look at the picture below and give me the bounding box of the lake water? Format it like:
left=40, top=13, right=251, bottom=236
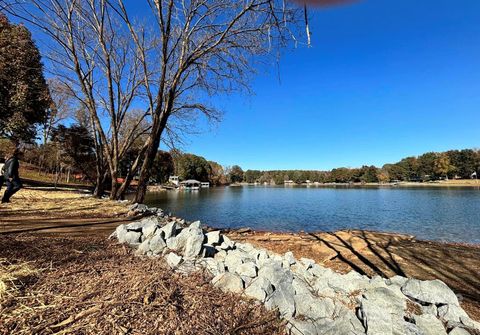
left=144, top=186, right=480, bottom=244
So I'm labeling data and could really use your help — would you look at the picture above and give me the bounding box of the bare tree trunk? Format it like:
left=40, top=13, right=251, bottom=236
left=113, top=143, right=149, bottom=200
left=134, top=101, right=172, bottom=203
left=134, top=142, right=157, bottom=203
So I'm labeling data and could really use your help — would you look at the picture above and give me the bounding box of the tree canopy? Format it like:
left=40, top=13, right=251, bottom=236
left=0, top=15, right=50, bottom=142
left=174, top=153, right=212, bottom=182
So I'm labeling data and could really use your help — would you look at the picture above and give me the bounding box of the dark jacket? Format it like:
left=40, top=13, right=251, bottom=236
left=3, top=156, right=19, bottom=180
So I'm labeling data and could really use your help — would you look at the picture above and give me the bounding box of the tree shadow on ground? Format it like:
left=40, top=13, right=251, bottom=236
left=308, top=230, right=480, bottom=310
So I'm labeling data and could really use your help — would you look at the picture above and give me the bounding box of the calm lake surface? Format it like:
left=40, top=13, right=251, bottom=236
left=144, top=186, right=480, bottom=244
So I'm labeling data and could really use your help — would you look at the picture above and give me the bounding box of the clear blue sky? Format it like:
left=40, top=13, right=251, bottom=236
left=177, top=0, right=480, bottom=170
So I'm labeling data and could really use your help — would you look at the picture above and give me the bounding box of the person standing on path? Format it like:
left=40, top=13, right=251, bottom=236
left=2, top=148, right=22, bottom=203
left=0, top=157, right=5, bottom=192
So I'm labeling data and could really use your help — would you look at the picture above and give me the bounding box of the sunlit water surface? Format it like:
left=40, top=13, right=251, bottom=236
left=144, top=186, right=480, bottom=244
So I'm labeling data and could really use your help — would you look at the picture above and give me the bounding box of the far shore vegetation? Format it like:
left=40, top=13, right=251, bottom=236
left=1, top=136, right=479, bottom=189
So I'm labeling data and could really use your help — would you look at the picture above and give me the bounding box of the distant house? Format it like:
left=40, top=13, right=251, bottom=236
left=201, top=182, right=210, bottom=188
left=284, top=180, right=295, bottom=185
left=169, top=176, right=180, bottom=186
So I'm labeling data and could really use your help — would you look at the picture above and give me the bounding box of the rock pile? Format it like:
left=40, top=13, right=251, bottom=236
left=110, top=215, right=480, bottom=335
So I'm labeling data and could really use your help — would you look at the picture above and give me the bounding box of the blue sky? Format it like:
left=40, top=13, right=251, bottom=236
left=178, top=0, right=480, bottom=170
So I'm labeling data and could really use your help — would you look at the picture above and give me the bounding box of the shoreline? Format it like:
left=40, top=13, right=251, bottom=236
left=236, top=180, right=480, bottom=188
left=148, top=180, right=480, bottom=192
left=1, top=188, right=479, bottom=322
left=218, top=226, right=480, bottom=248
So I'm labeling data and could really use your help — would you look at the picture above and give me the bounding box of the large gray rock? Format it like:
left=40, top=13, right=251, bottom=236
left=113, top=224, right=128, bottom=243
left=135, top=237, right=154, bottom=255
left=217, top=235, right=235, bottom=250
left=244, top=277, right=273, bottom=302
left=124, top=231, right=142, bottom=244
left=224, top=250, right=246, bottom=273
left=160, top=221, right=178, bottom=240
left=214, top=250, right=227, bottom=262
left=413, top=314, right=446, bottom=335
left=420, top=304, right=437, bottom=316
left=166, top=252, right=182, bottom=268
left=399, top=322, right=424, bottom=335
left=176, top=260, right=202, bottom=275
left=360, top=287, right=407, bottom=335
left=460, top=316, right=480, bottom=331
left=368, top=275, right=389, bottom=290
left=294, top=293, right=335, bottom=321
left=256, top=249, right=270, bottom=267
left=449, top=327, right=471, bottom=335
left=237, top=243, right=255, bottom=253
left=292, top=277, right=335, bottom=320
left=190, top=220, right=201, bottom=229
left=317, top=307, right=365, bottom=335
left=149, top=234, right=167, bottom=255
left=141, top=218, right=158, bottom=239
left=314, top=286, right=337, bottom=300
left=167, top=222, right=204, bottom=257
left=125, top=219, right=150, bottom=231
left=206, top=230, right=221, bottom=245
left=258, top=261, right=293, bottom=287
left=401, top=279, right=459, bottom=306
left=199, top=258, right=225, bottom=276
left=166, top=235, right=183, bottom=251
left=292, top=277, right=311, bottom=296
left=437, top=304, right=469, bottom=323
left=284, top=251, right=296, bottom=266
left=328, top=271, right=370, bottom=293
left=212, top=272, right=244, bottom=294
left=288, top=319, right=318, bottom=335
left=386, top=276, right=408, bottom=287
left=290, top=264, right=316, bottom=286
left=184, top=228, right=205, bottom=259
left=235, top=262, right=257, bottom=278
left=265, top=281, right=296, bottom=317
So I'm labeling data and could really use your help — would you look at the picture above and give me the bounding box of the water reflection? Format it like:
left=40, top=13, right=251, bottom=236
left=144, top=186, right=480, bottom=244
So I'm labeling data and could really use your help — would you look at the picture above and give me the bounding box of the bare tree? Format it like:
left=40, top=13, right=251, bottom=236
left=3, top=0, right=304, bottom=202
left=42, top=78, right=74, bottom=145
left=113, top=0, right=303, bottom=203
left=2, top=0, right=148, bottom=198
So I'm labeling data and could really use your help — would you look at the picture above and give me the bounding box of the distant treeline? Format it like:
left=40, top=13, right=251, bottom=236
left=9, top=136, right=480, bottom=186
left=242, top=149, right=480, bottom=184
left=160, top=149, right=480, bottom=185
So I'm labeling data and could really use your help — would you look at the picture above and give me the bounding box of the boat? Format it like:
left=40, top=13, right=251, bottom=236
left=179, top=179, right=201, bottom=190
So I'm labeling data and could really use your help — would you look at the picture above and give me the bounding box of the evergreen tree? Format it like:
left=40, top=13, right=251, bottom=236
left=0, top=15, right=50, bottom=142
left=229, top=165, right=245, bottom=184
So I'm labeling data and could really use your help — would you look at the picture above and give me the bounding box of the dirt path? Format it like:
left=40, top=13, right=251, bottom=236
left=0, top=188, right=139, bottom=235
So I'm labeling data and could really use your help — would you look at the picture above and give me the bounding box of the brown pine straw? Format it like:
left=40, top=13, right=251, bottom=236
left=0, top=235, right=286, bottom=335
left=0, top=258, right=38, bottom=299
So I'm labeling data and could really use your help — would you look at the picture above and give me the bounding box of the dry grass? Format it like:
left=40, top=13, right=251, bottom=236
left=0, top=235, right=285, bottom=335
left=0, top=259, right=38, bottom=300
left=398, top=179, right=480, bottom=187
left=0, top=189, right=129, bottom=219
